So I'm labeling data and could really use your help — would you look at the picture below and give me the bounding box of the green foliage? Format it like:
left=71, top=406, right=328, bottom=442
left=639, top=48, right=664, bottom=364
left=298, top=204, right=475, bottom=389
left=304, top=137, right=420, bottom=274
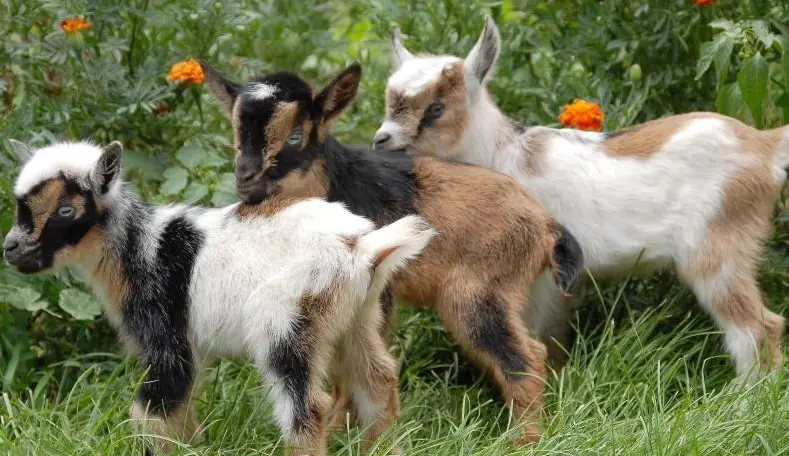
left=697, top=16, right=789, bottom=126
left=0, top=0, right=788, bottom=452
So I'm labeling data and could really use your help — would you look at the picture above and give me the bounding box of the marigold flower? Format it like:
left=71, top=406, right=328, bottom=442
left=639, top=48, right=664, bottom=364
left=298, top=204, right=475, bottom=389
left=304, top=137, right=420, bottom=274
left=558, top=99, right=605, bottom=131
left=693, top=0, right=715, bottom=5
left=167, top=59, right=205, bottom=85
left=60, top=17, right=92, bottom=34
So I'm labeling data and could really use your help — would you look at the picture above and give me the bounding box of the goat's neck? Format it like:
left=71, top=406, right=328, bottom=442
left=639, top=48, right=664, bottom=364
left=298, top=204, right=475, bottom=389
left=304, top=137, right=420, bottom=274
left=73, top=189, right=153, bottom=314
left=458, top=90, right=519, bottom=171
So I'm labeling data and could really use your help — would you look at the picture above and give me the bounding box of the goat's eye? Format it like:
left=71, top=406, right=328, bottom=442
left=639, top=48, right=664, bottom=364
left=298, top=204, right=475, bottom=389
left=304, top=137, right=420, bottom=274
left=286, top=131, right=302, bottom=146
left=425, top=101, right=445, bottom=120
left=56, top=205, right=75, bottom=218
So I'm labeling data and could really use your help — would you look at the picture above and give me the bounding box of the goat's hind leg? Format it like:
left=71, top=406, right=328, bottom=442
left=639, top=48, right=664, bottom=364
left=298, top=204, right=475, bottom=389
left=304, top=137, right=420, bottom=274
left=328, top=286, right=396, bottom=431
left=680, top=254, right=785, bottom=383
left=263, top=334, right=331, bottom=456
left=336, top=299, right=400, bottom=452
left=437, top=283, right=547, bottom=444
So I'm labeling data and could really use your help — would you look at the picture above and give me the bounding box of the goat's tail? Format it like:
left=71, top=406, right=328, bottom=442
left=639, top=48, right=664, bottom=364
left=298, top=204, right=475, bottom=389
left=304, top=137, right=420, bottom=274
left=550, top=222, right=584, bottom=296
left=354, top=215, right=437, bottom=287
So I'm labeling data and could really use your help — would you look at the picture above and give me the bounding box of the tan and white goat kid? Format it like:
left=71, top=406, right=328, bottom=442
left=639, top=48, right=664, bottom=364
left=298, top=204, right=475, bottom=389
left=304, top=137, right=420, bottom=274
left=374, top=16, right=789, bottom=381
left=3, top=139, right=436, bottom=455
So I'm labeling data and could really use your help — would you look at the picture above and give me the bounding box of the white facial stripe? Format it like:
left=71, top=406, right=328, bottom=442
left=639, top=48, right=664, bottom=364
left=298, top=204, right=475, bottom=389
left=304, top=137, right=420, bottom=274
left=14, top=142, right=104, bottom=197
left=387, top=55, right=462, bottom=97
left=246, top=82, right=279, bottom=100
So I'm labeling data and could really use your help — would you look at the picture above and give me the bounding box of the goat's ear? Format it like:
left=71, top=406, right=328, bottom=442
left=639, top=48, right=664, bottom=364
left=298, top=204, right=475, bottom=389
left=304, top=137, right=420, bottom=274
left=464, top=15, right=501, bottom=84
left=314, top=63, right=362, bottom=127
left=199, top=60, right=241, bottom=114
left=92, top=141, right=124, bottom=195
left=8, top=139, right=34, bottom=163
left=391, top=26, right=415, bottom=68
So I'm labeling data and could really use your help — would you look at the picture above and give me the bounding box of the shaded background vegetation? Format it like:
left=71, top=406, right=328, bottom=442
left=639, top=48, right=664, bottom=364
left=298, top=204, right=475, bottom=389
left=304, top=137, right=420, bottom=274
left=1, top=0, right=788, bottom=453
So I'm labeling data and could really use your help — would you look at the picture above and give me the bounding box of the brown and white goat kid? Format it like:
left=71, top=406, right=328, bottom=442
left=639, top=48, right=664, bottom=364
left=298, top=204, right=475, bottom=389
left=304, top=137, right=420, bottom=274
left=3, top=139, right=437, bottom=455
left=374, top=16, right=789, bottom=381
left=199, top=61, right=584, bottom=443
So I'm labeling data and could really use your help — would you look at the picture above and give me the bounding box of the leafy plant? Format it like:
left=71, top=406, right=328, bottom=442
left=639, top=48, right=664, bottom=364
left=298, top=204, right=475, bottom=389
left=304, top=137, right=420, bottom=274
left=697, top=17, right=789, bottom=127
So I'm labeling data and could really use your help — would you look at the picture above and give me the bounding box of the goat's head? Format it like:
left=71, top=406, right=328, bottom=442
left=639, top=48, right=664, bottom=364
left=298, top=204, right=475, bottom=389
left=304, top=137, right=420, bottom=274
left=373, top=15, right=501, bottom=158
left=4, top=140, right=123, bottom=274
left=201, top=61, right=362, bottom=203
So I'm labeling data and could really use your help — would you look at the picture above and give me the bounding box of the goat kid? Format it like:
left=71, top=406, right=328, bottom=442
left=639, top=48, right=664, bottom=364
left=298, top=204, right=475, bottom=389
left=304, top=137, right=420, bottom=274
left=3, top=139, right=437, bottom=455
left=199, top=61, right=584, bottom=443
left=375, top=15, right=789, bottom=381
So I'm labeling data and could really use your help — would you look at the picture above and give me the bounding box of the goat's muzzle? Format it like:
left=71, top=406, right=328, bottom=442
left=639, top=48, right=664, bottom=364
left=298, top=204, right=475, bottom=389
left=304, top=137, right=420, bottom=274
left=3, top=227, right=44, bottom=274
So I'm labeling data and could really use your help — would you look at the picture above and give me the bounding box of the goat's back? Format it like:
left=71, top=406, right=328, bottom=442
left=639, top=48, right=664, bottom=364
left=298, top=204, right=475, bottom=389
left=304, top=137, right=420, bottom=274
left=185, top=198, right=375, bottom=358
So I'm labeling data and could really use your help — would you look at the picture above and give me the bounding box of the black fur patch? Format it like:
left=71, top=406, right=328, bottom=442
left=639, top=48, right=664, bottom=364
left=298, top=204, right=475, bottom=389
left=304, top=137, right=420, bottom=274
left=322, top=138, right=419, bottom=226
left=379, top=285, right=395, bottom=335
left=468, top=293, right=528, bottom=378
left=268, top=315, right=313, bottom=431
left=120, top=210, right=204, bottom=415
left=551, top=223, right=584, bottom=294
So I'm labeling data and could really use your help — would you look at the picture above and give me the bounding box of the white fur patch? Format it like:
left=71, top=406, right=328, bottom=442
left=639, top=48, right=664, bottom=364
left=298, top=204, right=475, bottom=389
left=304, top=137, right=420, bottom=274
left=387, top=55, right=462, bottom=96
left=14, top=141, right=104, bottom=196
left=246, top=82, right=279, bottom=100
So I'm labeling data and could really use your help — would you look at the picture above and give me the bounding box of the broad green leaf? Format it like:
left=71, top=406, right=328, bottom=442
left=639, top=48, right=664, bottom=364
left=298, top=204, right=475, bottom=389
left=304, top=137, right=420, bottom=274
left=199, top=153, right=228, bottom=169
left=777, top=91, right=789, bottom=124
left=0, top=285, right=48, bottom=311
left=712, top=35, right=733, bottom=91
left=737, top=53, right=768, bottom=128
left=124, top=149, right=164, bottom=181
left=747, top=20, right=775, bottom=48
left=695, top=41, right=714, bottom=80
left=176, top=143, right=208, bottom=170
left=709, top=19, right=735, bottom=32
left=58, top=288, right=102, bottom=320
left=160, top=167, right=189, bottom=195
left=716, top=82, right=743, bottom=119
left=211, top=191, right=238, bottom=207
left=183, top=181, right=209, bottom=205
left=216, top=172, right=236, bottom=194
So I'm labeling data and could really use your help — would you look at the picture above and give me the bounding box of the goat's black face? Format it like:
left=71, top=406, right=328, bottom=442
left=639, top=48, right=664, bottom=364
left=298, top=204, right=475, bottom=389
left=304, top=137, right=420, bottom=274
left=201, top=62, right=362, bottom=204
left=5, top=177, right=102, bottom=274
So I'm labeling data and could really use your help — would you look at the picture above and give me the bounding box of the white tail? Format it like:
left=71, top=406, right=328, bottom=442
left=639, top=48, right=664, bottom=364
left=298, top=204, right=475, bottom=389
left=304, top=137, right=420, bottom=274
left=355, top=215, right=437, bottom=280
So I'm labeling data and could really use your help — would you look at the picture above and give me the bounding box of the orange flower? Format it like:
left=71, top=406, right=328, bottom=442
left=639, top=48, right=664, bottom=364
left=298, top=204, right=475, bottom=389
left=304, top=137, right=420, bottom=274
left=167, top=59, right=205, bottom=84
left=558, top=99, right=605, bottom=131
left=693, top=0, right=715, bottom=4
left=60, top=17, right=92, bottom=34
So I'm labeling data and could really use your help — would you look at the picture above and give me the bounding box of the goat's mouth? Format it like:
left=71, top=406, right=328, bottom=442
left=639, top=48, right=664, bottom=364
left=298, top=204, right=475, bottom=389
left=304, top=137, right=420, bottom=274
left=4, top=248, right=47, bottom=274
left=237, top=184, right=273, bottom=205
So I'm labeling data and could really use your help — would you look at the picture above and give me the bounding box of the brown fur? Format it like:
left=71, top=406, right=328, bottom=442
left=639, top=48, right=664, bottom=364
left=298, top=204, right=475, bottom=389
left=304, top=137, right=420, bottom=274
left=290, top=275, right=400, bottom=455
left=387, top=63, right=468, bottom=153
left=264, top=153, right=556, bottom=442
left=235, top=195, right=305, bottom=219
left=601, top=114, right=700, bottom=158
left=675, top=115, right=787, bottom=372
left=204, top=63, right=576, bottom=443
left=26, top=179, right=66, bottom=242
left=267, top=102, right=301, bottom=160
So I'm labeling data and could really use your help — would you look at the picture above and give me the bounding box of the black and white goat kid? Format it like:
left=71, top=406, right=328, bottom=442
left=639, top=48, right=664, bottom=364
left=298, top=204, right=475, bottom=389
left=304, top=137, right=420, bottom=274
left=3, top=139, right=436, bottom=455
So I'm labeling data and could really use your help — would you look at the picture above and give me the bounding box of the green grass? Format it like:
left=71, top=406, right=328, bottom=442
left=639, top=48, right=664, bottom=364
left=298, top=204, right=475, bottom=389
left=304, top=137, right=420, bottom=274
left=3, top=283, right=789, bottom=456
left=1, top=1, right=789, bottom=454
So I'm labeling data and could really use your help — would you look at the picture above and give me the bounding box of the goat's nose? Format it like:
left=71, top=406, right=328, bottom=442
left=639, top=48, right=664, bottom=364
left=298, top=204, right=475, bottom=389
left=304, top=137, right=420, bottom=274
left=236, top=166, right=257, bottom=184
left=373, top=132, right=392, bottom=147
left=3, top=238, right=19, bottom=253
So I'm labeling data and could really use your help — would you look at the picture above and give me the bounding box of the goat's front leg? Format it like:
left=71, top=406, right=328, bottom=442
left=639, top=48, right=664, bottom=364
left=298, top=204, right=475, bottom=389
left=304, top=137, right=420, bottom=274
left=130, top=333, right=201, bottom=454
